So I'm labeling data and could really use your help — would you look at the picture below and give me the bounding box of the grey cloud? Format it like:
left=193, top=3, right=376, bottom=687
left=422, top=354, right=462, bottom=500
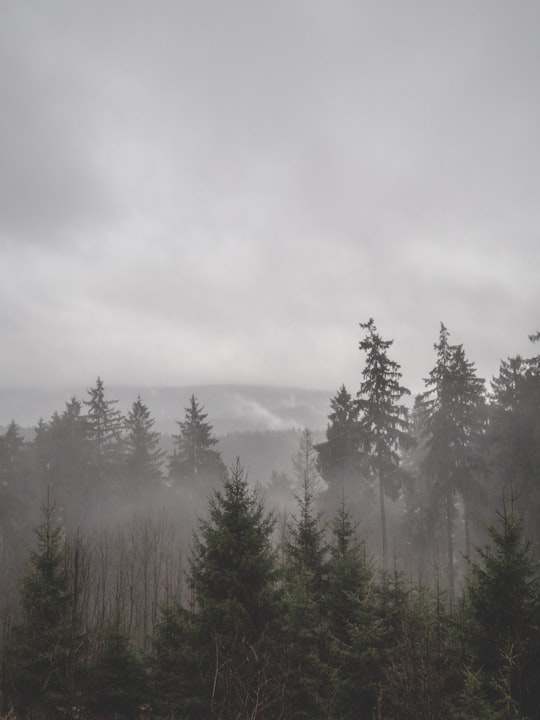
left=1, top=1, right=539, bottom=391
left=0, top=11, right=119, bottom=245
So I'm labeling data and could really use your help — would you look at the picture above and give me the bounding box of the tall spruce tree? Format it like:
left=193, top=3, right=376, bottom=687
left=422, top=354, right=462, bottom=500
left=489, top=336, right=540, bottom=546
left=418, top=324, right=486, bottom=596
left=448, top=344, right=486, bottom=557
left=357, top=318, right=413, bottom=567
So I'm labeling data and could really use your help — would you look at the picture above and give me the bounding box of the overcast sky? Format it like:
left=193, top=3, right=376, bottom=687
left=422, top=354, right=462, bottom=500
left=1, top=1, right=539, bottom=396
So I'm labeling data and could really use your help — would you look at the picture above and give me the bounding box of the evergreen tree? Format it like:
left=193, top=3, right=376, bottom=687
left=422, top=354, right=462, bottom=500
left=7, top=498, right=83, bottom=718
left=149, top=601, right=206, bottom=719
left=86, top=621, right=148, bottom=720
left=324, top=501, right=381, bottom=719
left=169, top=395, right=225, bottom=490
left=292, top=428, right=325, bottom=497
left=84, top=377, right=123, bottom=491
left=401, top=399, right=441, bottom=582
left=0, top=421, right=30, bottom=595
left=0, top=420, right=24, bottom=473
left=489, top=340, right=540, bottom=546
left=465, top=497, right=540, bottom=718
left=315, top=385, right=360, bottom=502
left=282, top=469, right=329, bottom=719
left=357, top=318, right=413, bottom=567
left=418, top=324, right=486, bottom=596
left=281, top=567, right=328, bottom=719
left=286, top=458, right=327, bottom=588
left=188, top=460, right=284, bottom=718
left=124, top=396, right=164, bottom=494
left=32, top=399, right=92, bottom=525
left=381, top=584, right=459, bottom=720
left=448, top=344, right=487, bottom=557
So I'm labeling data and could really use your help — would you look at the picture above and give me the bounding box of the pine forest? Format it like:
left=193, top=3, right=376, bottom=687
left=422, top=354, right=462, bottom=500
left=2, top=321, right=540, bottom=719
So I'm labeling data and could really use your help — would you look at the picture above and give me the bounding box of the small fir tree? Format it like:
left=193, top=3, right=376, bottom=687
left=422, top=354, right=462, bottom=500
left=86, top=621, right=148, bottom=720
left=465, top=497, right=540, bottom=718
left=149, top=601, right=206, bottom=719
left=286, top=461, right=327, bottom=588
left=7, top=498, right=81, bottom=718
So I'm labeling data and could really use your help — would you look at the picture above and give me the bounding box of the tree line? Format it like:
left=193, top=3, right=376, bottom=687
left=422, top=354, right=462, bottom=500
left=1, top=319, right=540, bottom=718
left=2, top=463, right=540, bottom=718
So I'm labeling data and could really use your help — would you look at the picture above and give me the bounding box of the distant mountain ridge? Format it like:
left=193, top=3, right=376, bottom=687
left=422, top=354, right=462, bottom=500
left=0, top=384, right=332, bottom=435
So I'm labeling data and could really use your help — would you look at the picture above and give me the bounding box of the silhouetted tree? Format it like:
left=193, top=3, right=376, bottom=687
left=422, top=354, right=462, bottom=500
left=84, top=378, right=123, bottom=492
left=0, top=421, right=32, bottom=598
left=488, top=335, right=540, bottom=546
left=169, top=395, right=225, bottom=490
left=418, top=324, right=486, bottom=596
left=316, top=385, right=360, bottom=501
left=292, top=428, right=325, bottom=497
left=33, top=398, right=92, bottom=525
left=357, top=318, right=413, bottom=567
left=124, top=396, right=164, bottom=495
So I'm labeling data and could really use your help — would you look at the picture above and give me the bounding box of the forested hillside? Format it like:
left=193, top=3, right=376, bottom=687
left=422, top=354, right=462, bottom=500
left=2, top=321, right=540, bottom=718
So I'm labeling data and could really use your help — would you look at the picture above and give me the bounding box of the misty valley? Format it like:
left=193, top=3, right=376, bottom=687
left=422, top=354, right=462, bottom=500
left=2, top=322, right=540, bottom=719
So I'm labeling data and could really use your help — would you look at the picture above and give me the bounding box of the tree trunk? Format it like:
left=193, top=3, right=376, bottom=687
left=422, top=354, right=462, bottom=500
left=463, top=494, right=471, bottom=563
left=379, top=471, right=388, bottom=569
left=446, top=490, right=454, bottom=603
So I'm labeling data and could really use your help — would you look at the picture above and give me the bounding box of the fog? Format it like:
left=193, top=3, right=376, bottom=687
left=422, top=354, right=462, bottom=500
left=2, top=4, right=540, bottom=715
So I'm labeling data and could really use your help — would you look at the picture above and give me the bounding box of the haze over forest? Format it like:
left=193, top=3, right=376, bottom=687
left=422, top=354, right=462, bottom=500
left=2, top=2, right=540, bottom=719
